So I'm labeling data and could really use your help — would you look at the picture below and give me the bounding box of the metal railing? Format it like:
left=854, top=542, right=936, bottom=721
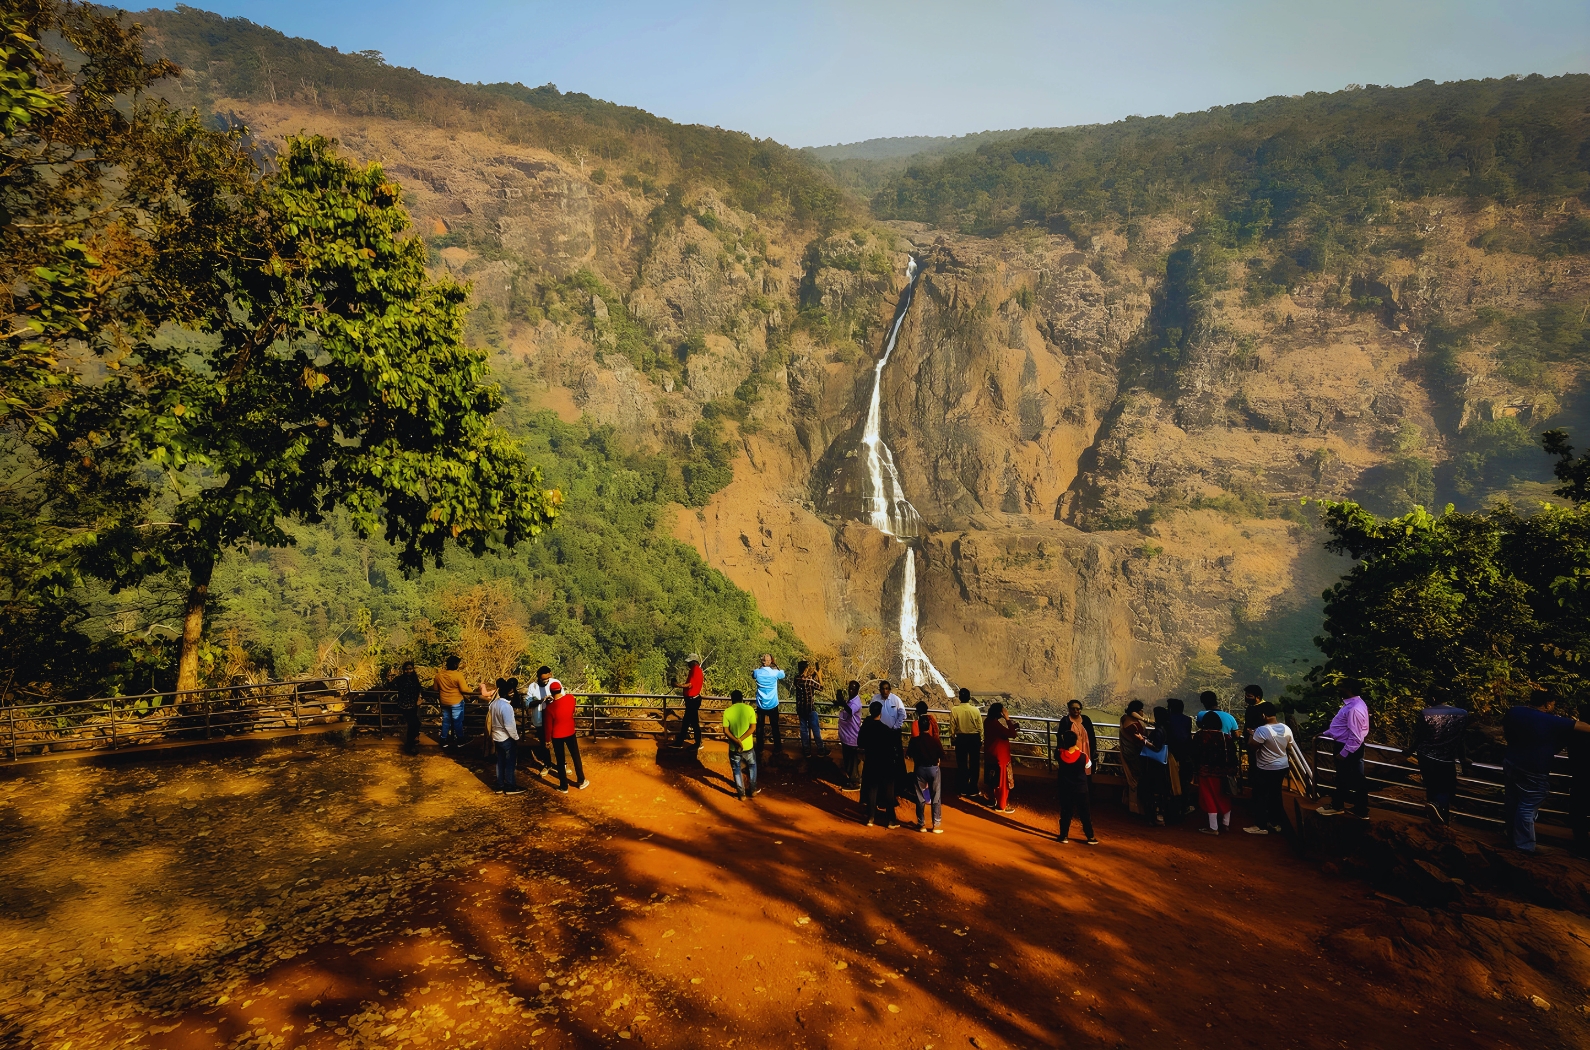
left=2, top=678, right=350, bottom=760
left=343, top=690, right=1133, bottom=774
left=1310, top=737, right=1574, bottom=828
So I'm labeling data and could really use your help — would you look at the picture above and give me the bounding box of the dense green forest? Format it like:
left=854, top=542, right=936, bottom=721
left=136, top=6, right=850, bottom=226
left=209, top=351, right=802, bottom=695
left=873, top=75, right=1590, bottom=237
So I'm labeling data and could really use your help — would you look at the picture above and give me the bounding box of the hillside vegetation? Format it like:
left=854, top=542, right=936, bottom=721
left=874, top=76, right=1590, bottom=238
left=138, top=6, right=849, bottom=226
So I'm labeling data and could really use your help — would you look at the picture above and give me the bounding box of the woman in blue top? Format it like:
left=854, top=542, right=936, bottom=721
left=751, top=654, right=786, bottom=754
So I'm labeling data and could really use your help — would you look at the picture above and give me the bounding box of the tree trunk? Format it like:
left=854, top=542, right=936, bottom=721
left=175, top=559, right=214, bottom=694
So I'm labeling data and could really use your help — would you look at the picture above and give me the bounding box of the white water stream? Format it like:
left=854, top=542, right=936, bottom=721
left=860, top=257, right=953, bottom=696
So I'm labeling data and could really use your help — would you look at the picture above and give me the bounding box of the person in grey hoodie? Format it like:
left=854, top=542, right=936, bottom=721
left=487, top=682, right=523, bottom=794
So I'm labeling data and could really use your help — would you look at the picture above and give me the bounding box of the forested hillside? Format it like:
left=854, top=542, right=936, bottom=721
left=139, top=6, right=849, bottom=226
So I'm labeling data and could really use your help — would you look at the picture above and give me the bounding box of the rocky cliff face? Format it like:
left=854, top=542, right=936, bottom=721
left=220, top=101, right=1589, bottom=706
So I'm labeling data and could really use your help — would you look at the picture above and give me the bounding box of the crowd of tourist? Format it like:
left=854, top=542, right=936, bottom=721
left=385, top=658, right=1590, bottom=856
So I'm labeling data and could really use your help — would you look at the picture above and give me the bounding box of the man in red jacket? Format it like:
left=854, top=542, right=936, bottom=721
left=544, top=680, right=590, bottom=793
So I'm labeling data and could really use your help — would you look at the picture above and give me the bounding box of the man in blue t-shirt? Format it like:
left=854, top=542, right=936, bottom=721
left=1502, top=695, right=1590, bottom=852
left=752, top=654, right=787, bottom=755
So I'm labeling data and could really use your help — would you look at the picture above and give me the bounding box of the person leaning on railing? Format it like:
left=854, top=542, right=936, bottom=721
left=1315, top=682, right=1370, bottom=819
left=1501, top=692, right=1590, bottom=853
left=1402, top=698, right=1469, bottom=826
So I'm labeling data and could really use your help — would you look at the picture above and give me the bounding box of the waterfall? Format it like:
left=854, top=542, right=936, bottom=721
left=899, top=545, right=954, bottom=696
left=860, top=257, right=922, bottom=539
left=859, top=257, right=953, bottom=697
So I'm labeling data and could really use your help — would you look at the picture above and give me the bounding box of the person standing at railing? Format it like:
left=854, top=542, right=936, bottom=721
left=908, top=700, right=944, bottom=833
left=487, top=682, right=523, bottom=795
left=1403, top=699, right=1468, bottom=826
left=1194, top=704, right=1239, bottom=836
left=952, top=689, right=984, bottom=798
left=1165, top=698, right=1194, bottom=819
left=670, top=654, right=706, bottom=750
left=838, top=681, right=864, bottom=789
left=393, top=661, right=423, bottom=755
left=985, top=702, right=1019, bottom=814
left=793, top=660, right=825, bottom=757
left=433, top=656, right=472, bottom=750
left=1315, top=684, right=1370, bottom=819
left=1501, top=693, right=1590, bottom=853
left=1118, top=700, right=1148, bottom=814
left=1245, top=702, right=1294, bottom=835
left=722, top=689, right=757, bottom=800
left=1063, top=700, right=1096, bottom=778
left=752, top=654, right=786, bottom=756
left=544, top=680, right=590, bottom=793
left=522, top=666, right=555, bottom=775
left=1139, top=714, right=1171, bottom=827
left=876, top=680, right=909, bottom=800
left=1055, top=729, right=1097, bottom=845
left=858, top=700, right=901, bottom=828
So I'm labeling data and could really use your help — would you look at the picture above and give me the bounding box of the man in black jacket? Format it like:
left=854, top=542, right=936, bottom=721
left=392, top=661, right=424, bottom=754
left=858, top=701, right=900, bottom=828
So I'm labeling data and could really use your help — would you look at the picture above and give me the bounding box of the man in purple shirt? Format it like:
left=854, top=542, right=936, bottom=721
left=1316, top=682, right=1371, bottom=818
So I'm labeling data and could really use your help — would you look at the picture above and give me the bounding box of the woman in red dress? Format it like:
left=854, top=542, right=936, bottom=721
left=984, top=702, right=1019, bottom=813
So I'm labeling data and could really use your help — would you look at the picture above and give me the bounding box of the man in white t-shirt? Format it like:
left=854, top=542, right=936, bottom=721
left=1245, top=702, right=1295, bottom=835
left=520, top=665, right=556, bottom=774
left=874, top=681, right=908, bottom=797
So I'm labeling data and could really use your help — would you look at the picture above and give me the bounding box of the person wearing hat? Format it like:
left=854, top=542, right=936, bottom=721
left=544, top=679, right=590, bottom=793
left=671, top=654, right=706, bottom=749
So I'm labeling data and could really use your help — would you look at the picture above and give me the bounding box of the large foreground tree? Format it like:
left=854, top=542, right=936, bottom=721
left=1307, top=438, right=1590, bottom=739
left=2, top=3, right=559, bottom=693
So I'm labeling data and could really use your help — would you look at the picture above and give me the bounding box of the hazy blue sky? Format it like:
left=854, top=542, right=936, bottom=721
left=151, top=1, right=1589, bottom=146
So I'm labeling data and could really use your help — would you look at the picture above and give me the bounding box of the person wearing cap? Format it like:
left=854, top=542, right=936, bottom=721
left=722, top=689, right=758, bottom=799
left=544, top=679, right=590, bottom=793
left=487, top=680, right=523, bottom=794
left=671, top=654, right=706, bottom=749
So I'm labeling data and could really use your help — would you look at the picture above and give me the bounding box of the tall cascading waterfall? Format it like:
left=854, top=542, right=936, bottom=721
left=859, top=258, right=954, bottom=697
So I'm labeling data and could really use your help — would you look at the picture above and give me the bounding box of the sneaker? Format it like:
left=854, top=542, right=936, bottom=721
left=556, top=785, right=570, bottom=793
left=931, top=826, right=943, bottom=835
left=918, top=824, right=929, bottom=834
left=1001, top=807, right=1016, bottom=815
left=1154, top=816, right=1166, bottom=826
left=735, top=793, right=745, bottom=801
left=1315, top=805, right=1345, bottom=817
left=1427, top=803, right=1448, bottom=826
left=1084, top=837, right=1099, bottom=845
left=863, top=819, right=874, bottom=827
left=504, top=787, right=525, bottom=795
left=1197, top=827, right=1219, bottom=837
left=1243, top=825, right=1269, bottom=835
left=1057, top=836, right=1071, bottom=844
left=577, top=779, right=591, bottom=790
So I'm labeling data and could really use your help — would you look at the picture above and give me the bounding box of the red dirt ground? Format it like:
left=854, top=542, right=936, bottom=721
left=4, top=736, right=1584, bottom=1050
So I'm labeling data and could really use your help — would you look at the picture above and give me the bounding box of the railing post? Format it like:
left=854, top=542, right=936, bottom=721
left=109, top=697, right=117, bottom=751
left=203, top=692, right=211, bottom=739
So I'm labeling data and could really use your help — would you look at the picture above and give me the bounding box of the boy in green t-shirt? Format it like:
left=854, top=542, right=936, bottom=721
left=722, top=689, right=758, bottom=800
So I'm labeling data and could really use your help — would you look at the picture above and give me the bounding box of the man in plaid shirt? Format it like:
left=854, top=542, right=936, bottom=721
left=793, top=659, right=825, bottom=757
